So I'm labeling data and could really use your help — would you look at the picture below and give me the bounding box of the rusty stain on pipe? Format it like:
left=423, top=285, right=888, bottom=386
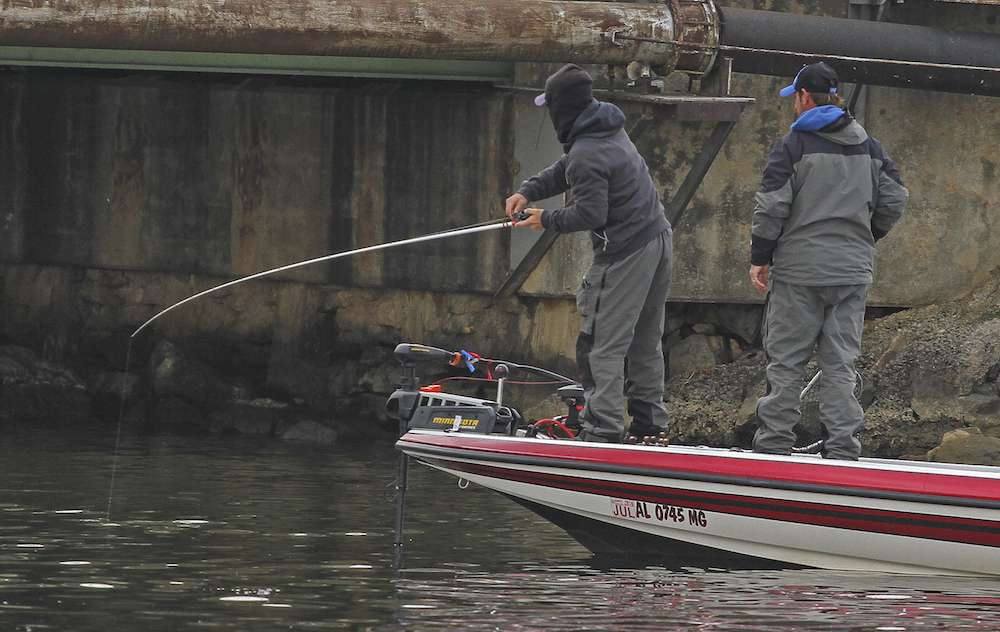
left=0, top=0, right=692, bottom=68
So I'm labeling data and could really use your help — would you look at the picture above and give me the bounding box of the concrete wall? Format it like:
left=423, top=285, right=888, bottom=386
left=0, top=72, right=514, bottom=293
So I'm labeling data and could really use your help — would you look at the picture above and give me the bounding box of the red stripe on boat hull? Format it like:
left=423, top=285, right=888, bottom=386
left=400, top=432, right=1000, bottom=506
left=427, top=459, right=1000, bottom=548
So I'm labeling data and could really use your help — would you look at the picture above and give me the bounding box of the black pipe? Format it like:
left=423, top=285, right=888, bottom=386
left=718, top=7, right=1000, bottom=96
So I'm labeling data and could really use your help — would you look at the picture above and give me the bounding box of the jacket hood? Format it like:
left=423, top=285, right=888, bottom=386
left=814, top=118, right=869, bottom=146
left=792, top=106, right=868, bottom=145
left=561, top=100, right=625, bottom=150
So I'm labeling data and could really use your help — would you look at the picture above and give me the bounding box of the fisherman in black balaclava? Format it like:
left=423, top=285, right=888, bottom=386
left=505, top=64, right=673, bottom=444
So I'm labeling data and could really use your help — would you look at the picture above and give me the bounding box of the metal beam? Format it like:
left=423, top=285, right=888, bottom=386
left=494, top=230, right=560, bottom=299
left=0, top=46, right=513, bottom=82
left=666, top=120, right=737, bottom=226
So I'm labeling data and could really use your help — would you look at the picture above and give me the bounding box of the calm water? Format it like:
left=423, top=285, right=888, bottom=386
left=2, top=424, right=998, bottom=631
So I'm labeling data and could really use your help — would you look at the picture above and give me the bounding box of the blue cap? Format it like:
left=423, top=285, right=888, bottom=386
left=779, top=62, right=840, bottom=97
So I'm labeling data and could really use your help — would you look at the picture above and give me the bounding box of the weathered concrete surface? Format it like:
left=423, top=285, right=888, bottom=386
left=0, top=72, right=513, bottom=294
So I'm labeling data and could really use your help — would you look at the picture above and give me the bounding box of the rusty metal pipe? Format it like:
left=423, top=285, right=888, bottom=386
left=719, top=7, right=1000, bottom=96
left=0, top=0, right=684, bottom=67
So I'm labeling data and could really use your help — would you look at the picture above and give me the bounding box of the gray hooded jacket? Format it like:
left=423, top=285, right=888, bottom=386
left=517, top=100, right=670, bottom=264
left=750, top=113, right=909, bottom=286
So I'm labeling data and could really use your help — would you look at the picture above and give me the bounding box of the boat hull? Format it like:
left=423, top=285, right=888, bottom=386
left=398, top=431, right=1000, bottom=575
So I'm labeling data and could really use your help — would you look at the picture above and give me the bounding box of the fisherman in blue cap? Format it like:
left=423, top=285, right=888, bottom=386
left=749, top=62, right=909, bottom=460
left=505, top=64, right=672, bottom=444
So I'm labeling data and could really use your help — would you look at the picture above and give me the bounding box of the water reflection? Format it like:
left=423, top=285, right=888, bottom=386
left=1, top=426, right=997, bottom=631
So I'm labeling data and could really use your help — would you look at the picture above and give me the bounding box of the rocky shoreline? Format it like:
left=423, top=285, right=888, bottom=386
left=0, top=339, right=398, bottom=446
left=664, top=270, right=1000, bottom=465
left=3, top=271, right=999, bottom=464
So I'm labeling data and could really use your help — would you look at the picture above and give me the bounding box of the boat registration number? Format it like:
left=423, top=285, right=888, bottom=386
left=611, top=498, right=708, bottom=528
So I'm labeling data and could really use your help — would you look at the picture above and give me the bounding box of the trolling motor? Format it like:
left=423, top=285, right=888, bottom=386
left=386, top=342, right=527, bottom=562
left=387, top=341, right=576, bottom=563
left=385, top=343, right=529, bottom=436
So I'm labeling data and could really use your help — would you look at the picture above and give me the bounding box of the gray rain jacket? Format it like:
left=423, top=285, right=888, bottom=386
left=750, top=113, right=909, bottom=286
left=517, top=100, right=670, bottom=265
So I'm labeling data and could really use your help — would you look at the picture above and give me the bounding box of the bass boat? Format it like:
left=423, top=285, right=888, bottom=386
left=387, top=343, right=1000, bottom=576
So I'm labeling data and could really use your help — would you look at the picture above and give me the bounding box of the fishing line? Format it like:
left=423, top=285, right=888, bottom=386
left=105, top=340, right=132, bottom=520
left=476, top=356, right=574, bottom=384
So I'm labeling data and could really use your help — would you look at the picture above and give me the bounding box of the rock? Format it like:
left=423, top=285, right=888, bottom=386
left=280, top=419, right=338, bottom=445
left=860, top=376, right=877, bottom=409
left=87, top=372, right=143, bottom=421
left=910, top=370, right=958, bottom=420
left=208, top=399, right=290, bottom=436
left=356, top=392, right=394, bottom=424
left=665, top=313, right=686, bottom=337
left=706, top=335, right=735, bottom=364
left=873, top=333, right=908, bottom=370
left=927, top=427, right=1000, bottom=466
left=152, top=396, right=205, bottom=431
left=910, top=320, right=1000, bottom=423
left=957, top=394, right=1000, bottom=428
left=88, top=371, right=142, bottom=400
left=519, top=392, right=567, bottom=423
left=267, top=359, right=339, bottom=410
left=0, top=345, right=91, bottom=421
left=149, top=341, right=235, bottom=410
left=124, top=398, right=149, bottom=426
left=355, top=364, right=397, bottom=395
left=737, top=375, right=765, bottom=424
left=684, top=304, right=765, bottom=345
left=669, top=335, right=717, bottom=377
left=912, top=374, right=1000, bottom=428
left=692, top=323, right=716, bottom=335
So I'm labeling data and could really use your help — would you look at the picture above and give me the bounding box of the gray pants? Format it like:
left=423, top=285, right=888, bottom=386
left=576, top=230, right=672, bottom=442
left=754, top=281, right=869, bottom=460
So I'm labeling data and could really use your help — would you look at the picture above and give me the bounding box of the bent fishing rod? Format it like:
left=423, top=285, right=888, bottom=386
left=132, top=214, right=526, bottom=338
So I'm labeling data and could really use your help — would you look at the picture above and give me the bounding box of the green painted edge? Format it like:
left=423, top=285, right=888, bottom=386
left=0, top=46, right=514, bottom=82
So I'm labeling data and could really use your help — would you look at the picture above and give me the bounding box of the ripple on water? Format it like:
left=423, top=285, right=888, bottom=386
left=219, top=596, right=268, bottom=603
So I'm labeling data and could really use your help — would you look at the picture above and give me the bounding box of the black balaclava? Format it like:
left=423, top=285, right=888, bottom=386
left=544, top=64, right=595, bottom=145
